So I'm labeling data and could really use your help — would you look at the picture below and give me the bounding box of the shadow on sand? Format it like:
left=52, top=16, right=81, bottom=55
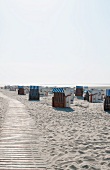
left=53, top=107, right=74, bottom=112
left=105, top=110, right=110, bottom=114
left=76, top=96, right=84, bottom=100
left=28, top=100, right=40, bottom=102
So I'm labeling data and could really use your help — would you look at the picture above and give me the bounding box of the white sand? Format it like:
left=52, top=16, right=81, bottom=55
left=0, top=95, right=9, bottom=125
left=0, top=89, right=110, bottom=170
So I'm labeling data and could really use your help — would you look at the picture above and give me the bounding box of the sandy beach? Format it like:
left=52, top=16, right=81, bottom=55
left=0, top=95, right=9, bottom=126
left=0, top=89, right=110, bottom=170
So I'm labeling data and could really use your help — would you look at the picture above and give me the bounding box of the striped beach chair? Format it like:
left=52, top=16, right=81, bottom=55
left=29, top=86, right=39, bottom=100
left=52, top=88, right=71, bottom=108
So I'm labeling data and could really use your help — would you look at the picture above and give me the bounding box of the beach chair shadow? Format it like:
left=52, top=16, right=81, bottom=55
left=76, top=96, right=84, bottom=100
left=104, top=110, right=110, bottom=114
left=53, top=107, right=74, bottom=112
left=28, top=100, right=40, bottom=102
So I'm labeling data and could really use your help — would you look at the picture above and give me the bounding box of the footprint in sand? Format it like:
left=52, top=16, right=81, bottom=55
left=83, top=156, right=96, bottom=162
left=78, top=150, right=85, bottom=154
left=100, top=162, right=106, bottom=165
left=69, top=165, right=78, bottom=170
left=108, top=163, right=110, bottom=167
left=51, top=153, right=64, bottom=164
left=76, top=159, right=83, bottom=164
left=81, top=164, right=89, bottom=169
left=105, top=150, right=110, bottom=154
left=103, top=156, right=110, bottom=161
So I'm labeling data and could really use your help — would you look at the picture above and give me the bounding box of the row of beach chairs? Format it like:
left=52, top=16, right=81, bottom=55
left=18, top=86, right=40, bottom=100
left=4, top=85, right=110, bottom=111
left=17, top=86, right=74, bottom=107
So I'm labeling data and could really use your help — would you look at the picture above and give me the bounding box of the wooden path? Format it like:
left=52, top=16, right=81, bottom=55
left=0, top=93, right=47, bottom=170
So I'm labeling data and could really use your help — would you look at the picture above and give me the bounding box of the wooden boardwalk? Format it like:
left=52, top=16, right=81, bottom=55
left=0, top=93, right=47, bottom=170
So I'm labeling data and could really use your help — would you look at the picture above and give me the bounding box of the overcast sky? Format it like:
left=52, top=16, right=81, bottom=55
left=0, top=0, right=110, bottom=86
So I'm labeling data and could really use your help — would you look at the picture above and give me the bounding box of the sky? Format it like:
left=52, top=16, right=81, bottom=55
left=0, top=0, right=110, bottom=86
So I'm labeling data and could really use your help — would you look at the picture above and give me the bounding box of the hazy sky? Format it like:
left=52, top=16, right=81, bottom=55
left=0, top=0, right=110, bottom=85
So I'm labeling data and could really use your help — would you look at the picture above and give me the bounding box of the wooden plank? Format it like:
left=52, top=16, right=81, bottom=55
left=0, top=93, right=47, bottom=170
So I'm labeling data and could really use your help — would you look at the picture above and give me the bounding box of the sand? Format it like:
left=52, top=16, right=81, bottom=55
left=0, top=89, right=110, bottom=170
left=0, top=95, right=9, bottom=125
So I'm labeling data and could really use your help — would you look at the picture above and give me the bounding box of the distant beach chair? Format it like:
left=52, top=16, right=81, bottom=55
left=39, top=87, right=48, bottom=96
left=4, top=85, right=10, bottom=89
left=70, top=89, right=74, bottom=104
left=10, top=86, right=16, bottom=91
left=83, top=90, right=89, bottom=101
left=83, top=86, right=88, bottom=91
left=75, top=86, right=83, bottom=97
left=29, top=86, right=39, bottom=100
left=18, top=86, right=25, bottom=95
left=89, top=89, right=102, bottom=103
left=104, top=89, right=110, bottom=111
left=52, top=87, right=72, bottom=108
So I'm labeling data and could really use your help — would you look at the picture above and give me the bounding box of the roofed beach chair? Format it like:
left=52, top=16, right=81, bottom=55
left=18, top=86, right=25, bottom=95
left=10, top=86, right=16, bottom=91
left=52, top=87, right=72, bottom=108
left=29, top=86, right=39, bottom=100
left=104, top=89, right=110, bottom=111
left=83, top=90, right=89, bottom=101
left=75, top=86, right=83, bottom=97
left=39, top=87, right=48, bottom=96
left=89, top=89, right=103, bottom=103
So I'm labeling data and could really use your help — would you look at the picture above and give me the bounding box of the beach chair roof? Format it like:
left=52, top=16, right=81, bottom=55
left=83, top=86, right=88, bottom=89
left=18, top=86, right=23, bottom=89
left=52, top=88, right=64, bottom=93
left=30, top=86, right=39, bottom=89
left=106, top=89, right=110, bottom=96
left=76, top=86, right=83, bottom=89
